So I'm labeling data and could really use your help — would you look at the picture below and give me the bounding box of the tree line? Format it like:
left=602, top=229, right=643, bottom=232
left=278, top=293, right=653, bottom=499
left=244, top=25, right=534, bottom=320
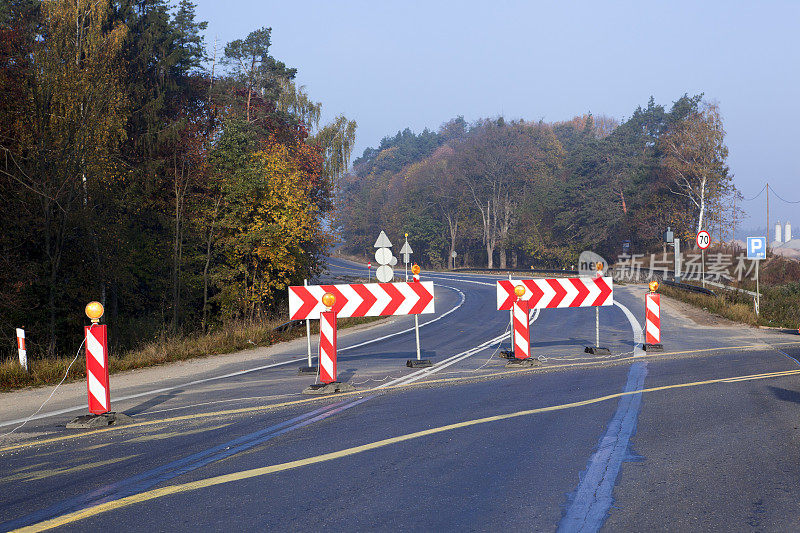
left=0, top=0, right=356, bottom=358
left=337, top=95, right=738, bottom=271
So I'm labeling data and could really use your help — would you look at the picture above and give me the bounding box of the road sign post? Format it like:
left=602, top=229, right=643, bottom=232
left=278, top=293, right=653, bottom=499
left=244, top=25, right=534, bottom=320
left=298, top=279, right=316, bottom=374
left=747, top=236, right=766, bottom=316
left=400, top=233, right=413, bottom=282
left=696, top=230, right=710, bottom=288
left=374, top=230, right=394, bottom=283
left=586, top=262, right=611, bottom=355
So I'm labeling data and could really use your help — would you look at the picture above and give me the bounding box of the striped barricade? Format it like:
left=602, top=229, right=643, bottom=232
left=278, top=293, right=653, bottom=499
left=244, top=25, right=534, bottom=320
left=644, top=292, right=662, bottom=351
left=84, top=325, right=110, bottom=415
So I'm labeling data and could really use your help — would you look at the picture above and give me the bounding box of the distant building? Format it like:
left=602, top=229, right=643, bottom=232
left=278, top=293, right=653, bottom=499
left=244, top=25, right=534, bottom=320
left=773, top=220, right=800, bottom=260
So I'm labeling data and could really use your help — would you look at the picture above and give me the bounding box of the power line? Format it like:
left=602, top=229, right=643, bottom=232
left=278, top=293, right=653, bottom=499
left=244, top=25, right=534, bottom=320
left=771, top=187, right=800, bottom=204
left=740, top=183, right=766, bottom=201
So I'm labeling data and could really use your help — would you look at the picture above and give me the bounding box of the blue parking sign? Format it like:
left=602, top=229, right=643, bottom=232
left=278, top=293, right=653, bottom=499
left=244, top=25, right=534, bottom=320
left=747, top=236, right=766, bottom=260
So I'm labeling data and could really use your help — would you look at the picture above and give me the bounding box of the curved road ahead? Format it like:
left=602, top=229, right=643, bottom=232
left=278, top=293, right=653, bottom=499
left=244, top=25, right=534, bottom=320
left=2, top=257, right=800, bottom=531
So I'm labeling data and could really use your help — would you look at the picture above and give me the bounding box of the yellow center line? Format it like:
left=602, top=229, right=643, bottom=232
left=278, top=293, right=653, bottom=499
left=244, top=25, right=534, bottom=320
left=1, top=340, right=798, bottom=454
left=14, top=365, right=800, bottom=533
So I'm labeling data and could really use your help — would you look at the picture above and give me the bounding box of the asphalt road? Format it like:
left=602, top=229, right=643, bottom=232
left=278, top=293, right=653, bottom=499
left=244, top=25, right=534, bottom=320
left=1, top=257, right=800, bottom=532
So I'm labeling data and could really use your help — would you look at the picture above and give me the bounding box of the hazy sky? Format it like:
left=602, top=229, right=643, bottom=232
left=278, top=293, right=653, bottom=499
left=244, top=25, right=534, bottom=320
left=195, top=0, right=799, bottom=234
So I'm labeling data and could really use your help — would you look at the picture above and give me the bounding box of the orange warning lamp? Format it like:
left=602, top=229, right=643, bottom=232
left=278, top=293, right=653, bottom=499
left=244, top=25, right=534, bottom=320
left=321, top=292, right=336, bottom=309
left=514, top=285, right=526, bottom=298
left=596, top=262, right=604, bottom=272
left=85, top=301, right=104, bottom=324
left=649, top=281, right=659, bottom=293
left=411, top=264, right=421, bottom=276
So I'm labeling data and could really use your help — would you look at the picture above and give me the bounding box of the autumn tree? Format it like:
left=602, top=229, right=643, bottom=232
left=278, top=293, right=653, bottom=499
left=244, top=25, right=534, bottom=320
left=0, top=0, right=128, bottom=354
left=660, top=100, right=733, bottom=235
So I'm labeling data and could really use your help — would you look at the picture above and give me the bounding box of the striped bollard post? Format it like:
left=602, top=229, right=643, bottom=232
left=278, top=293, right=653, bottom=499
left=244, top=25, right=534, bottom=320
left=644, top=282, right=663, bottom=352
left=318, top=309, right=337, bottom=384
left=67, top=302, right=135, bottom=427
left=513, top=299, right=531, bottom=360
left=303, top=292, right=354, bottom=395
left=16, top=328, right=27, bottom=372
left=84, top=324, right=111, bottom=414
left=506, top=284, right=538, bottom=367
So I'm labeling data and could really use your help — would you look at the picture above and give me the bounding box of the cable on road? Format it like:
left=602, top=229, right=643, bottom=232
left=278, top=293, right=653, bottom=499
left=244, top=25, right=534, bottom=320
left=0, top=333, right=87, bottom=440
left=537, top=347, right=637, bottom=363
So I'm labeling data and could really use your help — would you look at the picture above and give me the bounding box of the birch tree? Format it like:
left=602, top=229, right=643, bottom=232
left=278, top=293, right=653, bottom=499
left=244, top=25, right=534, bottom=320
left=660, top=102, right=732, bottom=235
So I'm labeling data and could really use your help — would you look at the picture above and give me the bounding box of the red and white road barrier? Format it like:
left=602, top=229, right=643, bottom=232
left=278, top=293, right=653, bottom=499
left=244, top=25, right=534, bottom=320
left=289, top=281, right=435, bottom=320
left=645, top=293, right=661, bottom=347
left=513, top=300, right=531, bottom=360
left=84, top=325, right=110, bottom=414
left=16, top=328, right=27, bottom=371
left=318, top=310, right=337, bottom=384
left=497, top=277, right=613, bottom=311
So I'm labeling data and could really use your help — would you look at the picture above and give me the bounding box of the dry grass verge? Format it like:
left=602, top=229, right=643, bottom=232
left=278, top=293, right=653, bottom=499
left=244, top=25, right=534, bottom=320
left=659, top=282, right=800, bottom=330
left=0, top=315, right=384, bottom=391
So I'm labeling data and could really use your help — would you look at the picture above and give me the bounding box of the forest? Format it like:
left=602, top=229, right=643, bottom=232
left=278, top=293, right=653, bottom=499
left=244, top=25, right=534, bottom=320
left=0, top=0, right=356, bottom=358
left=337, top=96, right=738, bottom=271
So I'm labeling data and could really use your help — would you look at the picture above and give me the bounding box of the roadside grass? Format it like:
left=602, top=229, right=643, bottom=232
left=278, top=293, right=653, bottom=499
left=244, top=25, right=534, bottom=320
left=0, top=315, right=385, bottom=391
left=659, top=282, right=800, bottom=330
left=659, top=285, right=758, bottom=326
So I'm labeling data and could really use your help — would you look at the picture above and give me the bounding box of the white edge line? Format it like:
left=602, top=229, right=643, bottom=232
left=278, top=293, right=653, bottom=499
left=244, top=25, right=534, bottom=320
left=0, top=284, right=467, bottom=429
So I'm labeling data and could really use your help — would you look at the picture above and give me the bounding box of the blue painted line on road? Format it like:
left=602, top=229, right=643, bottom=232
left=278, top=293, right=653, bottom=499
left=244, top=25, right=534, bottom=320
left=558, top=360, right=648, bottom=533
left=772, top=346, right=800, bottom=367
left=1, top=396, right=374, bottom=531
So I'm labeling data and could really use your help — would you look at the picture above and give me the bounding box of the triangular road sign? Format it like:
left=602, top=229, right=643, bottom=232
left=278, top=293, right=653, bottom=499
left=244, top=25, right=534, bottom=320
left=399, top=241, right=413, bottom=254
left=374, top=230, right=392, bottom=248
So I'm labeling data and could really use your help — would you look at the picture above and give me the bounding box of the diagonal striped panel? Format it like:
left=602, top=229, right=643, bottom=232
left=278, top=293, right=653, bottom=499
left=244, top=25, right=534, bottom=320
left=289, top=282, right=435, bottom=320
left=497, top=277, right=614, bottom=311
left=88, top=372, right=108, bottom=411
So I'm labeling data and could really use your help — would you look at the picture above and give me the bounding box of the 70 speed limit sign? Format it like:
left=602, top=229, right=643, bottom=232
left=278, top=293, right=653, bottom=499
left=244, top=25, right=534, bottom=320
left=696, top=230, right=711, bottom=250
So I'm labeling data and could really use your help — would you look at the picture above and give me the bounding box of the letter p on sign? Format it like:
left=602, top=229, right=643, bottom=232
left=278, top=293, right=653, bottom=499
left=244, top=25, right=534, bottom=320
left=747, top=237, right=766, bottom=260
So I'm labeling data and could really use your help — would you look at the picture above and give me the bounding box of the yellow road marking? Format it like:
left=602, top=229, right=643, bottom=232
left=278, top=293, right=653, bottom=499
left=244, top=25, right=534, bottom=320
left=1, top=340, right=797, bottom=455
left=14, top=365, right=800, bottom=532
left=0, top=455, right=140, bottom=485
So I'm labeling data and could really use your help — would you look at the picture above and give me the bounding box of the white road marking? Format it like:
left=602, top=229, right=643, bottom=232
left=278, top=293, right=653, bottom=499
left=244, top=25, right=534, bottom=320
left=0, top=285, right=466, bottom=429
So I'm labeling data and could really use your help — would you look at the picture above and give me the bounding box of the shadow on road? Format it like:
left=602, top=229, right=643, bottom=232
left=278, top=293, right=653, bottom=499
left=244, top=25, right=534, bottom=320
left=125, top=389, right=184, bottom=415
left=767, top=386, right=800, bottom=404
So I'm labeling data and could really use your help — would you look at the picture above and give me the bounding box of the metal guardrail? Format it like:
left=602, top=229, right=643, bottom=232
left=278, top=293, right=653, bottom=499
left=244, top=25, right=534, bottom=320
left=451, top=267, right=580, bottom=276
left=273, top=319, right=306, bottom=333
left=662, top=279, right=716, bottom=296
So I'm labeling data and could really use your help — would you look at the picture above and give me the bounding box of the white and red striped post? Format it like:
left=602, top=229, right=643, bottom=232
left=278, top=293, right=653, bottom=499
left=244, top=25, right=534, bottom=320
left=84, top=324, right=110, bottom=414
left=407, top=264, right=429, bottom=366
left=16, top=328, right=27, bottom=371
left=644, top=289, right=662, bottom=352
left=318, top=310, right=337, bottom=384
left=513, top=299, right=531, bottom=360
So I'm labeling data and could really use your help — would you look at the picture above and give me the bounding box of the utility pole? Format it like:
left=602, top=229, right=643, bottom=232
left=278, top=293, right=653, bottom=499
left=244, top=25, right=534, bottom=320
left=766, top=182, right=770, bottom=252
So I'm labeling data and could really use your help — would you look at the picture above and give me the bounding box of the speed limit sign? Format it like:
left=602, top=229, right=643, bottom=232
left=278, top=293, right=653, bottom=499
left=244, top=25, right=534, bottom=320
left=696, top=230, right=711, bottom=250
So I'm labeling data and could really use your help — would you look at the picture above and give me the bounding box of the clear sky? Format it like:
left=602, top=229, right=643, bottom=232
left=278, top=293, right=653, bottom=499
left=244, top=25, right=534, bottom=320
left=194, top=0, right=800, bottom=234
